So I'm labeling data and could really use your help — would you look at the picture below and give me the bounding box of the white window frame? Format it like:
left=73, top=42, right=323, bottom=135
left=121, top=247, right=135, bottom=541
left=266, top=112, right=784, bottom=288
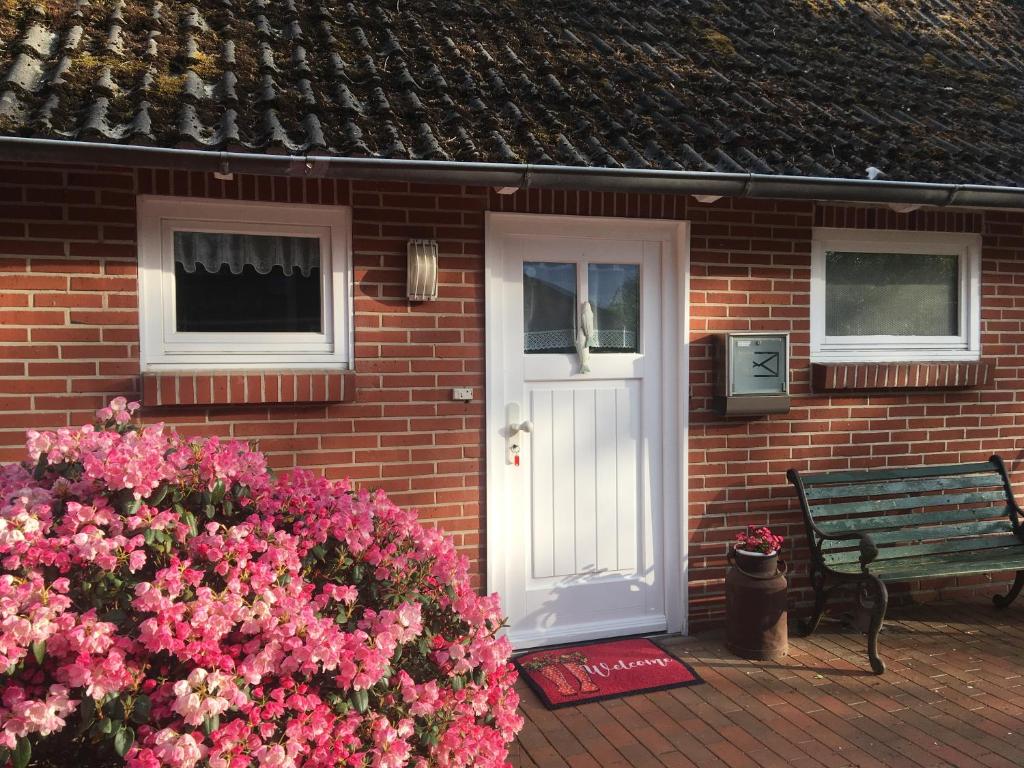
left=811, top=227, right=981, bottom=363
left=137, top=196, right=352, bottom=371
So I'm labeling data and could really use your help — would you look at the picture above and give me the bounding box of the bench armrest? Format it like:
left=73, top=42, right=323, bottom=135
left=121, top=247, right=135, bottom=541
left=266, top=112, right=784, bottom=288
left=808, top=525, right=880, bottom=570
left=990, top=455, right=1024, bottom=543
left=1009, top=502, right=1024, bottom=542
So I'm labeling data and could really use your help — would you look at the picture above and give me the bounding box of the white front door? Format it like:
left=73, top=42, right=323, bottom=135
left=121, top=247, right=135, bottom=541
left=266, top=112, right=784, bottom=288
left=485, top=214, right=687, bottom=649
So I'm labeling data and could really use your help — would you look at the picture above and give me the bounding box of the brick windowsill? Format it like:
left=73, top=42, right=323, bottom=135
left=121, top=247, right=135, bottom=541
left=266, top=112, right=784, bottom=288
left=142, top=370, right=357, bottom=407
left=812, top=361, right=990, bottom=392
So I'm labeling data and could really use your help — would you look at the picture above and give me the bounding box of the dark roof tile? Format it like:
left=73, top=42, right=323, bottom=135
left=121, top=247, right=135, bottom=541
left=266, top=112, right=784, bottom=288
left=3, top=0, right=1024, bottom=183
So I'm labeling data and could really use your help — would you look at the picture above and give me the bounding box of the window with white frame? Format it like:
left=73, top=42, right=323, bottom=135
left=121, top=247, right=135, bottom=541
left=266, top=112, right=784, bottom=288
left=137, top=196, right=352, bottom=370
left=811, top=228, right=981, bottom=362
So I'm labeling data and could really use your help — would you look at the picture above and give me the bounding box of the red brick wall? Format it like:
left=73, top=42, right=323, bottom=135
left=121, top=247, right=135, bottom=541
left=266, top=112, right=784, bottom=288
left=0, top=163, right=489, bottom=584
left=3, top=165, right=1024, bottom=627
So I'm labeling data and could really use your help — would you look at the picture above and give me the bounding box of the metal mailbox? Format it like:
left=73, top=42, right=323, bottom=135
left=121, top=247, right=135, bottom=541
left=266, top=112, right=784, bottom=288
left=713, top=332, right=791, bottom=416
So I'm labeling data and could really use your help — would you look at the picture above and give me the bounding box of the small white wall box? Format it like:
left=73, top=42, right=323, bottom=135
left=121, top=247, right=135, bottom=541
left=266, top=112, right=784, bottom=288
left=407, top=239, right=439, bottom=301
left=713, top=332, right=791, bottom=416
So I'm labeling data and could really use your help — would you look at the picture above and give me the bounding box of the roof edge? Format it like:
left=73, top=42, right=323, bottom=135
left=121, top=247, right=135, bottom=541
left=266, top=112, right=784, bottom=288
left=2, top=137, right=1024, bottom=210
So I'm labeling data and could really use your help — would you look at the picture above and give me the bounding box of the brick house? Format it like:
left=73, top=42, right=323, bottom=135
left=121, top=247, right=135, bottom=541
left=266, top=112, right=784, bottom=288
left=2, top=1, right=1024, bottom=646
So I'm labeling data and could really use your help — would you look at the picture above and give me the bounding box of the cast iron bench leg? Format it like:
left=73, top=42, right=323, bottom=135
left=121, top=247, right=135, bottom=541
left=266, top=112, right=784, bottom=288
left=993, top=570, right=1024, bottom=609
left=866, top=575, right=888, bottom=675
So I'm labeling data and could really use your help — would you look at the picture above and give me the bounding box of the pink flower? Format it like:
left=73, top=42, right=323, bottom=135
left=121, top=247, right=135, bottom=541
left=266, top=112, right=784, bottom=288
left=149, top=729, right=207, bottom=768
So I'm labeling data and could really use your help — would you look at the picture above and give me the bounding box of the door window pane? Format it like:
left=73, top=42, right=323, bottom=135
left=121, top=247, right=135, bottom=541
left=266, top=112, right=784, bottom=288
left=524, top=262, right=577, bottom=353
left=825, top=251, right=958, bottom=337
left=174, top=231, right=322, bottom=333
left=588, top=264, right=639, bottom=353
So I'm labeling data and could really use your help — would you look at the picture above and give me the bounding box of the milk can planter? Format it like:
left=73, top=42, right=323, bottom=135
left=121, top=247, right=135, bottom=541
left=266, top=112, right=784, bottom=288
left=725, top=526, right=789, bottom=661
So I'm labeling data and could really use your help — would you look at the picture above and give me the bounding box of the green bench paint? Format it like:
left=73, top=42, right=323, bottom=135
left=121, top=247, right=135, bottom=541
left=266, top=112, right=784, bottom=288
left=787, top=456, right=1024, bottom=674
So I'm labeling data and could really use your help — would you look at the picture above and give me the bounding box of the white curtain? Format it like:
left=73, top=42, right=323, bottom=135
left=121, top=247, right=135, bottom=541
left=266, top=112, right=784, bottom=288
left=173, top=232, right=321, bottom=277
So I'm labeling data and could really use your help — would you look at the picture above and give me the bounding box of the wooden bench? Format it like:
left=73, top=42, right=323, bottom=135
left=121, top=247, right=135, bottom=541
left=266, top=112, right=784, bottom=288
left=787, top=456, right=1024, bottom=673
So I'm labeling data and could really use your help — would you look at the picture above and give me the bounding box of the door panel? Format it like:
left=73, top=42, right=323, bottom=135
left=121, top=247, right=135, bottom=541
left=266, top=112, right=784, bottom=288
left=528, top=383, right=640, bottom=580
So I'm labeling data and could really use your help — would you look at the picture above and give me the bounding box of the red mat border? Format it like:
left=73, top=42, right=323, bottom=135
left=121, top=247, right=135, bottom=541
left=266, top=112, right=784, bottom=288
left=513, top=636, right=704, bottom=709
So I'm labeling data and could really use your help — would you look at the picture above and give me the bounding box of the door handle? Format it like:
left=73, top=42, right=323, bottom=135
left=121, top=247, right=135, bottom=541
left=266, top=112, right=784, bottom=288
left=510, top=419, right=533, bottom=436
left=506, top=403, right=532, bottom=465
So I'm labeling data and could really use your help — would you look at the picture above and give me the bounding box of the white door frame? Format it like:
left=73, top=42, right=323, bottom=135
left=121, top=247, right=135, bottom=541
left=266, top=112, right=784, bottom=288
left=484, top=212, right=690, bottom=641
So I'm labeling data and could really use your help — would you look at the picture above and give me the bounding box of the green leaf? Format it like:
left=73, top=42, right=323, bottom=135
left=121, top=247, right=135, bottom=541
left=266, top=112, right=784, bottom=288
left=0, top=747, right=9, bottom=766
left=12, top=737, right=30, bottom=768
left=211, top=480, right=226, bottom=504
left=30, top=639, right=45, bottom=665
left=123, top=497, right=142, bottom=517
left=451, top=675, right=465, bottom=691
left=202, top=714, right=220, bottom=736
left=97, top=717, right=113, bottom=735
left=107, top=696, right=126, bottom=721
left=148, top=484, right=169, bottom=507
left=130, top=694, right=152, bottom=724
left=350, top=689, right=369, bottom=714
left=181, top=509, right=199, bottom=539
left=113, top=725, right=135, bottom=757
left=77, top=697, right=96, bottom=734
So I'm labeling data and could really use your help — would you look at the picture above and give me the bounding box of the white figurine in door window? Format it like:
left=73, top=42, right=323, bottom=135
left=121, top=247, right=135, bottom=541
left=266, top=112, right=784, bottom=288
left=576, top=300, right=594, bottom=374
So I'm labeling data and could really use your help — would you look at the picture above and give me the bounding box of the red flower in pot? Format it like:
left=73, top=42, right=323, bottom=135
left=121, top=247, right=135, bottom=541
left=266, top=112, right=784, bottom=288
left=733, top=525, right=784, bottom=577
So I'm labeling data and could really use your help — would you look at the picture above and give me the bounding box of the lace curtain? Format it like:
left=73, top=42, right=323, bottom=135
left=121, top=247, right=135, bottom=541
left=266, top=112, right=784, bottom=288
left=173, top=232, right=321, bottom=277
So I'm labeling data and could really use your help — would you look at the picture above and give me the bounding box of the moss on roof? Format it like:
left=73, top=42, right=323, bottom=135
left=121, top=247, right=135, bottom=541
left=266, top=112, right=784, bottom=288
left=1, top=0, right=1023, bottom=185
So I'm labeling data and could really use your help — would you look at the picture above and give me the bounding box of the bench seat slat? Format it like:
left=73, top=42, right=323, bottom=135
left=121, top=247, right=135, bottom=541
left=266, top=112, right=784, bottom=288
left=829, top=544, right=1024, bottom=580
left=816, top=505, right=1010, bottom=535
left=809, top=489, right=1008, bottom=519
left=803, top=473, right=1004, bottom=501
left=822, top=531, right=1019, bottom=565
left=799, top=461, right=997, bottom=486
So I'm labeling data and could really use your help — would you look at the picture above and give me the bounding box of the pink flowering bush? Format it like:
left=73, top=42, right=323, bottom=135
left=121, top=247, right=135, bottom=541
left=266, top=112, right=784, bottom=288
left=0, top=399, right=522, bottom=767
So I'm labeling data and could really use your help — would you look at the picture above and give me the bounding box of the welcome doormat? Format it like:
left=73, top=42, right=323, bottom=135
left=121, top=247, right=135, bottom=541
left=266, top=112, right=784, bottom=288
left=514, top=637, right=703, bottom=708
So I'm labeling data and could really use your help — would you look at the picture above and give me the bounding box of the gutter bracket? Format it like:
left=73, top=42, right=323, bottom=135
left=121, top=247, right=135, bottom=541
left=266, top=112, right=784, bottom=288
left=740, top=173, right=755, bottom=198
left=941, top=184, right=963, bottom=208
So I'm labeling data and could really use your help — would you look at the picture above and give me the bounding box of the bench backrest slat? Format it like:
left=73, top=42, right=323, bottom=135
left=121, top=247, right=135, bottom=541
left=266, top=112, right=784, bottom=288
left=835, top=519, right=1008, bottom=548
left=799, top=461, right=998, bottom=486
left=816, top=505, right=1009, bottom=536
left=803, top=473, right=1004, bottom=501
left=822, top=531, right=1020, bottom=565
left=809, top=489, right=1007, bottom=519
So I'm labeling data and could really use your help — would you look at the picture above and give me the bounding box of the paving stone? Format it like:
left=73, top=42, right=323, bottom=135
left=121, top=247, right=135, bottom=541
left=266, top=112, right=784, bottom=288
left=514, top=598, right=1024, bottom=767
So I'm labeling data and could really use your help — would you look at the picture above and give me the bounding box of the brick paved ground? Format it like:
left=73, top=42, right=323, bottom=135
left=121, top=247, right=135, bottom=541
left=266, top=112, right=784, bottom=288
left=511, top=598, right=1024, bottom=768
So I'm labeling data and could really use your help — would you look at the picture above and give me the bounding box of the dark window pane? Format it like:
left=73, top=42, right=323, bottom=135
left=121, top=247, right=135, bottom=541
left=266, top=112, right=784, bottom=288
left=825, top=251, right=958, bottom=337
left=588, top=264, right=639, bottom=353
left=174, top=232, right=323, bottom=333
left=524, top=262, right=576, bottom=353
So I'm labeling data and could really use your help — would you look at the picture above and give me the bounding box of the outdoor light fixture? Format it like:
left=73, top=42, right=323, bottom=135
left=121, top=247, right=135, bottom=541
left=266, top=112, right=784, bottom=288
left=407, top=239, right=439, bottom=301
left=888, top=203, right=923, bottom=213
left=213, top=159, right=234, bottom=181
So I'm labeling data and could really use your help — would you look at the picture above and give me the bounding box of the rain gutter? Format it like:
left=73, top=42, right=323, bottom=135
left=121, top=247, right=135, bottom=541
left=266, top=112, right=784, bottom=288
left=2, top=136, right=1023, bottom=209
